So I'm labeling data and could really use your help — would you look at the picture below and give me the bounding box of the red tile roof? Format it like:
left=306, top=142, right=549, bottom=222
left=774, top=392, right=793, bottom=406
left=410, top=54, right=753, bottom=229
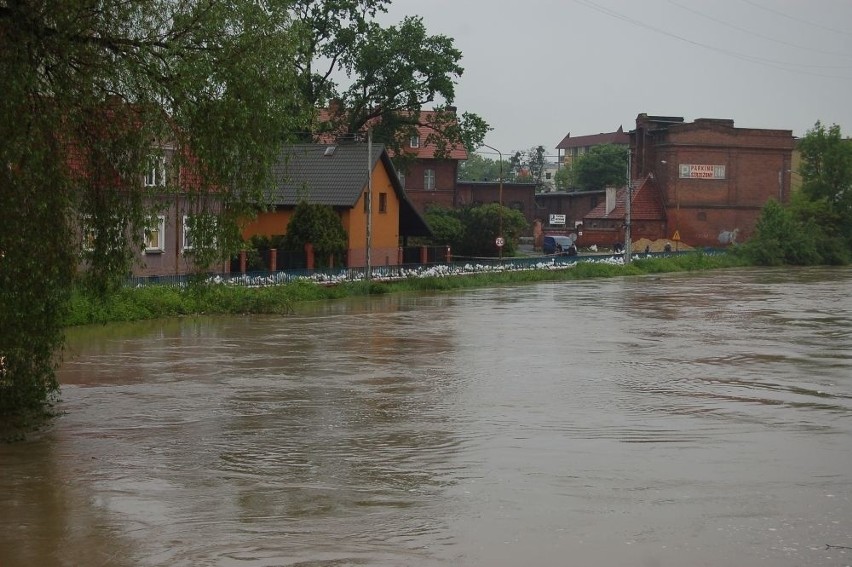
left=584, top=176, right=666, bottom=221
left=556, top=126, right=629, bottom=150
left=404, top=110, right=468, bottom=160
left=315, top=108, right=467, bottom=160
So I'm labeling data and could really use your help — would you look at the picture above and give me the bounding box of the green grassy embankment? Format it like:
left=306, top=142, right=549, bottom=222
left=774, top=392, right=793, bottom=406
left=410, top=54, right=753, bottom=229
left=65, top=252, right=749, bottom=327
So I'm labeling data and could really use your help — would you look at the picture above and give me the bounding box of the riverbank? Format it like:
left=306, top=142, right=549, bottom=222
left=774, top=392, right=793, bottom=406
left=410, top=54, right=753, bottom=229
left=65, top=251, right=749, bottom=327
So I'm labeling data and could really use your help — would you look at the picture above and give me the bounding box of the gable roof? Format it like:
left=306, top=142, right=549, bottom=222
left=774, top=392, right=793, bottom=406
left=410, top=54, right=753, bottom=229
left=403, top=109, right=468, bottom=160
left=269, top=143, right=374, bottom=207
left=583, top=176, right=666, bottom=221
left=268, top=143, right=432, bottom=236
left=556, top=126, right=629, bottom=150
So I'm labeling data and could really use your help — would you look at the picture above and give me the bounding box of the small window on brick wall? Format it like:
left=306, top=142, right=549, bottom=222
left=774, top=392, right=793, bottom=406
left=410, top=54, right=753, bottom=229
left=424, top=169, right=435, bottom=190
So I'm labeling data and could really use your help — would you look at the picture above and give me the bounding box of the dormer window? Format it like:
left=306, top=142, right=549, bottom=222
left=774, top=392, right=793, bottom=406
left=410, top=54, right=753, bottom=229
left=409, top=135, right=420, bottom=149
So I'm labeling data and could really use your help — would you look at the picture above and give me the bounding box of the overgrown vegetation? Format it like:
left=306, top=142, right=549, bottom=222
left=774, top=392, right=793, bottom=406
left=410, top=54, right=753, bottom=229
left=738, top=121, right=851, bottom=266
left=424, top=204, right=528, bottom=257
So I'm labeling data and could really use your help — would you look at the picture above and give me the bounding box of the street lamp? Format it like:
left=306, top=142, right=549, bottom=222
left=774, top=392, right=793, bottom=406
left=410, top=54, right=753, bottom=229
left=479, top=143, right=504, bottom=260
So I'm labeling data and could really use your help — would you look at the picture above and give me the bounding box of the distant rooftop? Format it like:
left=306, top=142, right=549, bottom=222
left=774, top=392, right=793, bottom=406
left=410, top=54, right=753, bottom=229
left=556, top=126, right=629, bottom=150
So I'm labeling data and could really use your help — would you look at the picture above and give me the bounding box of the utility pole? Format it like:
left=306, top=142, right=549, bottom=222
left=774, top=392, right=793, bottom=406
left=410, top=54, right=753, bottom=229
left=366, top=128, right=372, bottom=280
left=479, top=143, right=504, bottom=259
left=624, top=149, right=632, bottom=264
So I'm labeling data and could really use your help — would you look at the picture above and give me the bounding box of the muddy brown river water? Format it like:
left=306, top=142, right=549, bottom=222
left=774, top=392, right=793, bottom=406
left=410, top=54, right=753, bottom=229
left=2, top=267, right=851, bottom=567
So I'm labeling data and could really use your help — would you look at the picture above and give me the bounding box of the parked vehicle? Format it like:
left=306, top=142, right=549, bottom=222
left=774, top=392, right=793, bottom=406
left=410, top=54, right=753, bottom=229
left=543, top=234, right=578, bottom=256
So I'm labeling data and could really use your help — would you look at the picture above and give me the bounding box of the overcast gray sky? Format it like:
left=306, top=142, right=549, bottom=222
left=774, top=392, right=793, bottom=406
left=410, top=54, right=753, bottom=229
left=376, top=0, right=852, bottom=160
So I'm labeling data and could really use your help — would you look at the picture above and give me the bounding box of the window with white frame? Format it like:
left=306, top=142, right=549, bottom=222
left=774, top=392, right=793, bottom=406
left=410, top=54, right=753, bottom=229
left=145, top=157, right=166, bottom=187
left=82, top=214, right=124, bottom=254
left=424, top=169, right=435, bottom=191
left=410, top=135, right=420, bottom=148
left=182, top=215, right=194, bottom=251
left=144, top=215, right=165, bottom=252
left=182, top=213, right=217, bottom=252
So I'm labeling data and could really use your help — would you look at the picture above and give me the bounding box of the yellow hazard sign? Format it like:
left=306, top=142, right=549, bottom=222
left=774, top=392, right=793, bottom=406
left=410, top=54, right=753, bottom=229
left=672, top=230, right=681, bottom=241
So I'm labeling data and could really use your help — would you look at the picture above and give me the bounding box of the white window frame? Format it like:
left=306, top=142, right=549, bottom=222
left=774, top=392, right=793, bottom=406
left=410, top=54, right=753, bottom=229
left=182, top=215, right=194, bottom=251
left=144, top=215, right=166, bottom=253
left=410, top=135, right=420, bottom=149
left=424, top=169, right=435, bottom=191
left=145, top=157, right=166, bottom=187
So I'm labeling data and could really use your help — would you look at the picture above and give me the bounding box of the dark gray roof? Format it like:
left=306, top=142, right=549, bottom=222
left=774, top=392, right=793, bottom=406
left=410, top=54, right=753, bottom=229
left=269, top=143, right=432, bottom=237
left=269, top=143, right=377, bottom=207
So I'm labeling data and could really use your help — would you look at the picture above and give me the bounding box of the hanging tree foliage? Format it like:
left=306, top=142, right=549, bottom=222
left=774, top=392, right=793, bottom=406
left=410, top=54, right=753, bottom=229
left=0, top=1, right=309, bottom=422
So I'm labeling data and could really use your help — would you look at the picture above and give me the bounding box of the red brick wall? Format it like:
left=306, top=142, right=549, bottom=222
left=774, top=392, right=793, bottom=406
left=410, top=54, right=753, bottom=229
left=535, top=191, right=604, bottom=230
left=636, top=117, right=794, bottom=247
left=402, top=158, right=459, bottom=213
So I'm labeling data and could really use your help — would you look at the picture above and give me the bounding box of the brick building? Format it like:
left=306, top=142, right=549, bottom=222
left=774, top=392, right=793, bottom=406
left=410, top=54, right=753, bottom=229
left=632, top=114, right=795, bottom=247
left=577, top=114, right=795, bottom=248
left=534, top=189, right=605, bottom=231
left=392, top=109, right=468, bottom=214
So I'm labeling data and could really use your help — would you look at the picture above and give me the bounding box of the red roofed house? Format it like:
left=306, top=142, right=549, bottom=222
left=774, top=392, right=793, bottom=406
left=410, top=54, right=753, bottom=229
left=579, top=176, right=666, bottom=248
left=393, top=109, right=469, bottom=214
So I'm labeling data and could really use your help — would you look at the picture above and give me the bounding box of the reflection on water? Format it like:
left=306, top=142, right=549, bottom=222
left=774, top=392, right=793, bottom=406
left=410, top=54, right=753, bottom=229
left=2, top=267, right=851, bottom=567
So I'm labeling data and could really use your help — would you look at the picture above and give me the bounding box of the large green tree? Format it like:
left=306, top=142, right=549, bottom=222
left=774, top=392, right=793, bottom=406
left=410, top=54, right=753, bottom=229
left=572, top=144, right=628, bottom=190
left=289, top=0, right=489, bottom=157
left=797, top=121, right=852, bottom=253
left=0, top=1, right=308, bottom=423
left=553, top=164, right=573, bottom=190
left=741, top=121, right=851, bottom=265
left=458, top=153, right=507, bottom=182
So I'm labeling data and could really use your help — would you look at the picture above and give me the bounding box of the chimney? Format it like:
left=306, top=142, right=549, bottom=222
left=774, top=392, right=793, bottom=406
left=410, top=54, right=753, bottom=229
left=605, top=186, right=616, bottom=215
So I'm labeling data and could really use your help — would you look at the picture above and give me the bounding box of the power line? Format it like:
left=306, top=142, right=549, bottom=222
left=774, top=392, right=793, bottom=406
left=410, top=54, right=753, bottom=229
left=570, top=0, right=852, bottom=80
left=739, top=0, right=852, bottom=37
left=668, top=0, right=852, bottom=59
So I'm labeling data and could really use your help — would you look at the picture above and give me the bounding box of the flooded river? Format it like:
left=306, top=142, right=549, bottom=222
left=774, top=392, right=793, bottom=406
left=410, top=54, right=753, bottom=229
left=2, top=267, right=851, bottom=567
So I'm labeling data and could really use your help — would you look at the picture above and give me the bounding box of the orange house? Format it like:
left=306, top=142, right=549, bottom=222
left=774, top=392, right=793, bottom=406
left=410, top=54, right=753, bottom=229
left=242, top=143, right=431, bottom=268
